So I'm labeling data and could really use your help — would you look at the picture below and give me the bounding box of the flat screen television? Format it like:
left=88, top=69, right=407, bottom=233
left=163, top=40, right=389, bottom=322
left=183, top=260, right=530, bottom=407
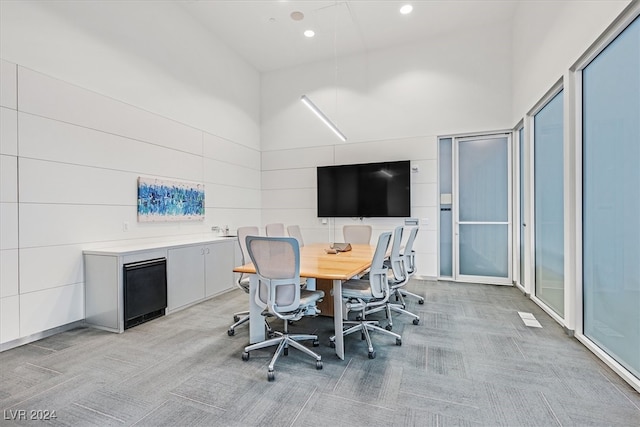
left=317, top=160, right=411, bottom=218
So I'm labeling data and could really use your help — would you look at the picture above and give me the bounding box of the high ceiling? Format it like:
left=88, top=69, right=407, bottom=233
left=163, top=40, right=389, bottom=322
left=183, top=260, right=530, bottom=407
left=179, top=1, right=521, bottom=72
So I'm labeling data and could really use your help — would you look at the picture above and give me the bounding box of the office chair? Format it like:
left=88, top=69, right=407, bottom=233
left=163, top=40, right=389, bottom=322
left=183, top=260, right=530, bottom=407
left=365, top=226, right=420, bottom=330
left=227, top=226, right=273, bottom=337
left=265, top=223, right=286, bottom=237
left=329, top=232, right=402, bottom=359
left=397, top=226, right=424, bottom=305
left=241, top=236, right=324, bottom=381
left=287, top=225, right=304, bottom=247
left=343, top=224, right=372, bottom=244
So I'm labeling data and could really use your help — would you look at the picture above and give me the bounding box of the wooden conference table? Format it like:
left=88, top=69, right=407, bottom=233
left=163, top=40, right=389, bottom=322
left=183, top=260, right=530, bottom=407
left=233, top=242, right=377, bottom=360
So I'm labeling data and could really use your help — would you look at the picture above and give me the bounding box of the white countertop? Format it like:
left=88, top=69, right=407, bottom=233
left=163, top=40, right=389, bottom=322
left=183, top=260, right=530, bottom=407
left=83, top=235, right=237, bottom=256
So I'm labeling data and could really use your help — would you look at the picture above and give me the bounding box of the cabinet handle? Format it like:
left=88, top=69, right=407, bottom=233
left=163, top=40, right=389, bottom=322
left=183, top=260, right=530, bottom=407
left=205, top=248, right=210, bottom=254
left=201, top=248, right=205, bottom=255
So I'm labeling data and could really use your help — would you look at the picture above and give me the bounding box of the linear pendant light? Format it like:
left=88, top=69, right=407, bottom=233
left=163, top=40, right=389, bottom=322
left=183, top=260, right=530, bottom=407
left=300, top=95, right=347, bottom=142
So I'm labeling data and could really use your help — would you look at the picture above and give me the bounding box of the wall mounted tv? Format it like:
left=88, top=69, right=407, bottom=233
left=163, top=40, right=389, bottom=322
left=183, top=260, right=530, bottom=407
left=317, top=160, right=411, bottom=218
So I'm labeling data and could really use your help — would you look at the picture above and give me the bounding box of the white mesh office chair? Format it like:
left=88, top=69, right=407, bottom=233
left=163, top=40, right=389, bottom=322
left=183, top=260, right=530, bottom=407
left=329, top=232, right=402, bottom=359
left=366, top=226, right=420, bottom=330
left=241, top=236, right=324, bottom=381
left=228, top=226, right=261, bottom=336
left=287, top=225, right=304, bottom=247
left=265, top=223, right=286, bottom=237
left=343, top=224, right=372, bottom=244
left=397, top=226, right=424, bottom=305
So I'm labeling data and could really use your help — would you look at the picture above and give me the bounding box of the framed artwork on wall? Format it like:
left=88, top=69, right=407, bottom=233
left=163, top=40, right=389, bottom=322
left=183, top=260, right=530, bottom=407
left=137, top=176, right=205, bottom=222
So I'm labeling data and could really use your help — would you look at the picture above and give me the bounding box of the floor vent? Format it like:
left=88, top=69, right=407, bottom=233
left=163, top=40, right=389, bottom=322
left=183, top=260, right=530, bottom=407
left=518, top=312, right=542, bottom=328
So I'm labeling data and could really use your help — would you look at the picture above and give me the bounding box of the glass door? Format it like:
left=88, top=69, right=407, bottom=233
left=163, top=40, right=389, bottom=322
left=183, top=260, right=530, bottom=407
left=455, top=135, right=512, bottom=284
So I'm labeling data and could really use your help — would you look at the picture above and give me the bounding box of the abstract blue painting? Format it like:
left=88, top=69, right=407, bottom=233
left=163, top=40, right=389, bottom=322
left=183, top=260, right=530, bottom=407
left=137, top=176, right=205, bottom=222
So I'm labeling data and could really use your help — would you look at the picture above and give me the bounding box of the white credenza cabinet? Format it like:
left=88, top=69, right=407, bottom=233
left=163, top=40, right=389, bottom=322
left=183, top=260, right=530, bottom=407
left=166, top=240, right=235, bottom=312
left=84, top=237, right=236, bottom=332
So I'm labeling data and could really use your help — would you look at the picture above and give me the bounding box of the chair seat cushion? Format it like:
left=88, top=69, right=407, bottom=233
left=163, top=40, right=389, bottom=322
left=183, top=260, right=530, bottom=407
left=238, top=277, right=251, bottom=293
left=341, top=279, right=375, bottom=301
left=300, top=289, right=324, bottom=307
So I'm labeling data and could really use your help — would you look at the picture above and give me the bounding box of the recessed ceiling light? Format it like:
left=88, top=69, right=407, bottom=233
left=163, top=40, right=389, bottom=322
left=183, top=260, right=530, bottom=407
left=304, top=30, right=315, bottom=38
left=290, top=11, right=304, bottom=21
left=400, top=4, right=413, bottom=15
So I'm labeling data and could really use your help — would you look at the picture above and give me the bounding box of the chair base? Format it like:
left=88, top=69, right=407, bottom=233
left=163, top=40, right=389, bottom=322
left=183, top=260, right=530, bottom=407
left=228, top=312, right=273, bottom=337
left=330, top=319, right=401, bottom=359
left=400, top=289, right=425, bottom=304
left=364, top=300, right=420, bottom=330
left=242, top=333, right=322, bottom=381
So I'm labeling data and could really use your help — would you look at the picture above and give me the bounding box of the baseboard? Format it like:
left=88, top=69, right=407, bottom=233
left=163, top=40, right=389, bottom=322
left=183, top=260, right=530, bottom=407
left=0, top=320, right=85, bottom=352
left=414, top=274, right=437, bottom=281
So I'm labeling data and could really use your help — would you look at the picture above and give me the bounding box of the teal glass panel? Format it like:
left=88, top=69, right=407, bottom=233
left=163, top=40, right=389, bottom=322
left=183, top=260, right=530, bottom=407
left=583, top=16, right=640, bottom=379
left=459, top=137, right=508, bottom=223
left=534, top=90, right=564, bottom=316
left=459, top=224, right=508, bottom=277
left=519, top=127, right=525, bottom=286
left=439, top=137, right=453, bottom=277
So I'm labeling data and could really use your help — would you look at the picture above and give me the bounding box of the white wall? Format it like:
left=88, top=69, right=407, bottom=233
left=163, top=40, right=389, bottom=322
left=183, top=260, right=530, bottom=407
left=261, top=22, right=514, bottom=277
left=511, top=0, right=631, bottom=122
left=0, top=1, right=260, bottom=149
left=0, top=61, right=20, bottom=344
left=0, top=1, right=261, bottom=347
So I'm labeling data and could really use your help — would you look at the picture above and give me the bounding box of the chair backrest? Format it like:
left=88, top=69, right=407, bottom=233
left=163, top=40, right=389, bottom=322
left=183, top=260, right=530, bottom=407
left=388, top=226, right=406, bottom=282
left=343, top=224, right=372, bottom=244
left=287, top=225, right=304, bottom=247
left=368, top=232, right=393, bottom=299
left=265, top=223, right=286, bottom=237
left=245, top=236, right=301, bottom=313
left=402, top=226, right=419, bottom=275
left=237, top=226, right=259, bottom=264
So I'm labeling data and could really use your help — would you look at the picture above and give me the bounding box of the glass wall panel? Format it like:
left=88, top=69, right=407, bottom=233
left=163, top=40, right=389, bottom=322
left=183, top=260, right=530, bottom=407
left=519, top=127, right=525, bottom=286
left=439, top=137, right=453, bottom=277
left=583, top=16, right=640, bottom=379
left=534, top=91, right=564, bottom=316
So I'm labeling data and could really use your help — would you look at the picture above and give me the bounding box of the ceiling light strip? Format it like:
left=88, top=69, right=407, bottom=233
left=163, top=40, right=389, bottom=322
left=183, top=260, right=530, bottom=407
left=300, top=95, right=347, bottom=142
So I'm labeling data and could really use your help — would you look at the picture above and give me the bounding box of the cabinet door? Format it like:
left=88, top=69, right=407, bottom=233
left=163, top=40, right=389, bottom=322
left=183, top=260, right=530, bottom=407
left=167, top=245, right=205, bottom=311
left=205, top=241, right=235, bottom=297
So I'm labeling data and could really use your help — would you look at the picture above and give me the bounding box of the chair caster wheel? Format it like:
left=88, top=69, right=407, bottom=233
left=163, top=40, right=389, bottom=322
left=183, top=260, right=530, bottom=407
left=355, top=316, right=362, bottom=321
left=242, top=352, right=249, bottom=361
left=316, top=360, right=323, bottom=370
left=233, top=315, right=240, bottom=322
left=368, top=351, right=376, bottom=359
left=329, top=341, right=335, bottom=348
left=413, top=318, right=420, bottom=325
left=227, top=328, right=235, bottom=336
left=418, top=299, right=425, bottom=305
left=267, top=371, right=275, bottom=382
left=313, top=340, right=320, bottom=347
left=385, top=324, right=393, bottom=331
left=396, top=338, right=402, bottom=346
left=361, top=333, right=366, bottom=340
left=284, top=347, right=288, bottom=356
